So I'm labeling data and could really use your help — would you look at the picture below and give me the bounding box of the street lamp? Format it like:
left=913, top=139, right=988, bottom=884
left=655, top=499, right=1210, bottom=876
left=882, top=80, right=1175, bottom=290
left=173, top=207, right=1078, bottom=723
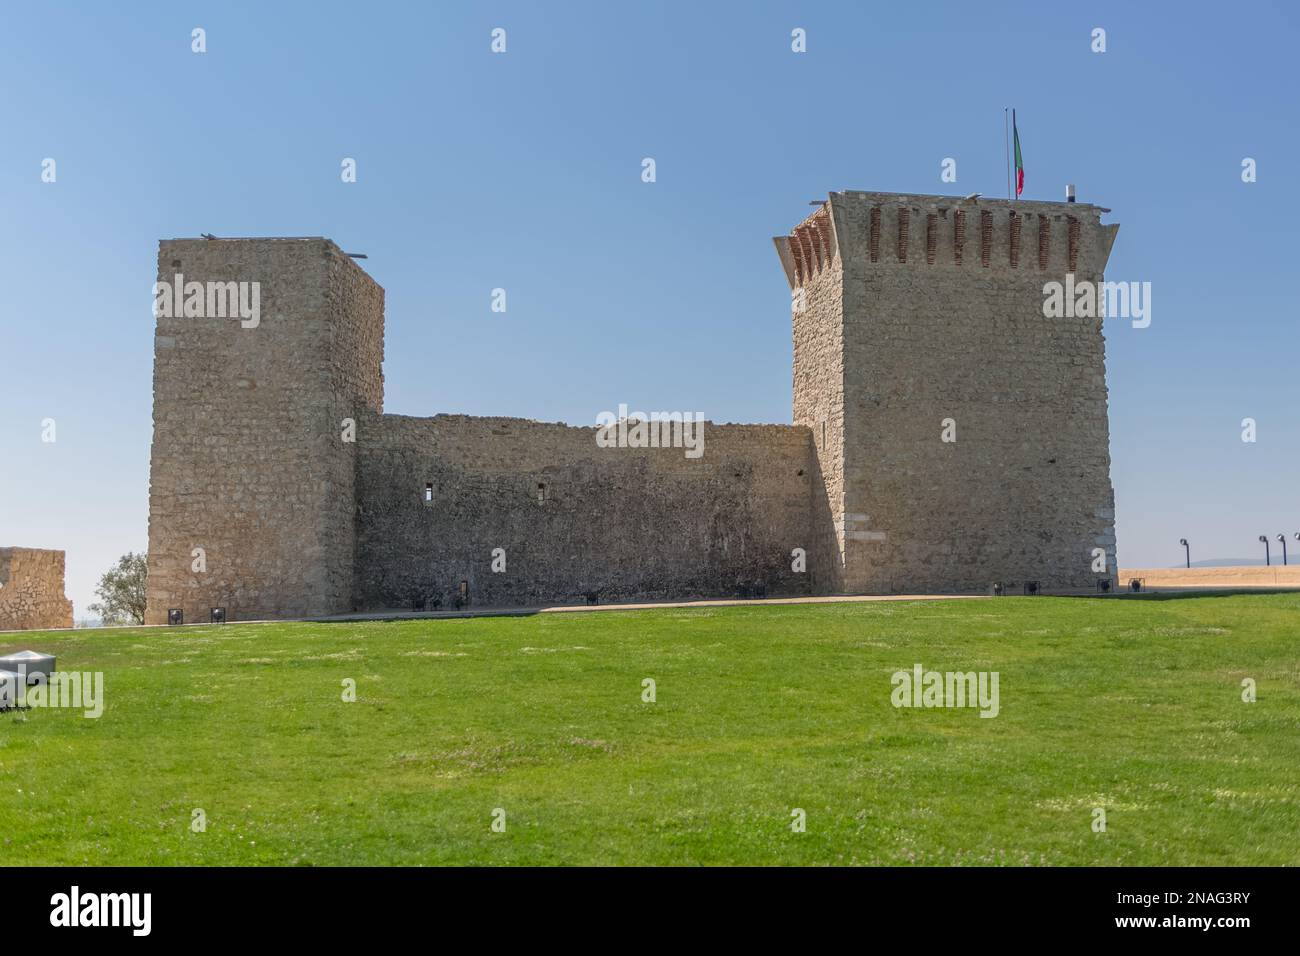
left=1277, top=534, right=1289, bottom=566
left=1259, top=535, right=1271, bottom=567
left=1179, top=538, right=1190, bottom=569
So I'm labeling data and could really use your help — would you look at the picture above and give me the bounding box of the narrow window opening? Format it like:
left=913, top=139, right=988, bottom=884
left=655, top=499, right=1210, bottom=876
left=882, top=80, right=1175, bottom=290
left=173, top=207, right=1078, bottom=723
left=537, top=483, right=546, bottom=504
left=424, top=482, right=433, bottom=504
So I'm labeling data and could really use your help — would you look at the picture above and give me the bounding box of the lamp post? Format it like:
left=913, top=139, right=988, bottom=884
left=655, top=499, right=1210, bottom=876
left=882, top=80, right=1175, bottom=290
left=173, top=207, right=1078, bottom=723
left=1278, top=534, right=1289, bottom=566
left=1179, top=538, right=1190, bottom=569
left=1259, top=535, right=1270, bottom=567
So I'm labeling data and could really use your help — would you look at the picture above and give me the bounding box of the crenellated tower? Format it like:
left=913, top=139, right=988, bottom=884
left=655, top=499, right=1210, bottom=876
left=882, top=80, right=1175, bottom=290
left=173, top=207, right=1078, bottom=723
left=775, top=191, right=1120, bottom=593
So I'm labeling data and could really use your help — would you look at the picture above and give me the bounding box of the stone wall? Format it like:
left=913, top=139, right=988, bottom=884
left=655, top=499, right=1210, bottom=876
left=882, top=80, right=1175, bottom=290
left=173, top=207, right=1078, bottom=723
left=1122, top=567, right=1300, bottom=589
left=0, top=548, right=73, bottom=631
left=777, top=192, right=1120, bottom=594
left=145, top=238, right=383, bottom=624
left=778, top=203, right=846, bottom=592
left=353, top=414, right=816, bottom=610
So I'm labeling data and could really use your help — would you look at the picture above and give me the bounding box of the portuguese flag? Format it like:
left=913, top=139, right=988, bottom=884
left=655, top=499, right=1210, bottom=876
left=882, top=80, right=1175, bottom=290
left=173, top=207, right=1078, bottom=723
left=1012, top=109, right=1024, bottom=197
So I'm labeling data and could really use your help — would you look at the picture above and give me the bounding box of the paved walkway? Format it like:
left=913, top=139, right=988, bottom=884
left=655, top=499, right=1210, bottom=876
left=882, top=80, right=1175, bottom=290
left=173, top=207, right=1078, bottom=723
left=8, top=582, right=1296, bottom=634
left=2, top=592, right=982, bottom=633
left=227, top=583, right=1300, bottom=625
left=314, top=591, right=987, bottom=623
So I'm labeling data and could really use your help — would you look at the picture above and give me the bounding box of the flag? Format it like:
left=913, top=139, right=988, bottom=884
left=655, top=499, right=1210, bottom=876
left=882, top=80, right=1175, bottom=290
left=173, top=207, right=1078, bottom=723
left=1012, top=110, right=1024, bottom=197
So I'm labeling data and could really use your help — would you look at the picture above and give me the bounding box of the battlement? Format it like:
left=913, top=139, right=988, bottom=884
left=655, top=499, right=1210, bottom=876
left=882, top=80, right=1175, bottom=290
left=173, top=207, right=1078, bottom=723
left=774, top=191, right=1118, bottom=287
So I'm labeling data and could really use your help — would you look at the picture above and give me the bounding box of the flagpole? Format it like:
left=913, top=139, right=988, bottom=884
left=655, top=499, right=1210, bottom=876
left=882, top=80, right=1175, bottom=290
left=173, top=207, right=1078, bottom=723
left=1012, top=108, right=1018, bottom=201
left=1004, top=108, right=1011, bottom=201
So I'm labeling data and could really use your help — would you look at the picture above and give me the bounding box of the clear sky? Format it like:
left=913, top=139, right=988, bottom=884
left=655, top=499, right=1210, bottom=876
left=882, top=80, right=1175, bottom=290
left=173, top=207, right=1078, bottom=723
left=2, top=1, right=1297, bottom=618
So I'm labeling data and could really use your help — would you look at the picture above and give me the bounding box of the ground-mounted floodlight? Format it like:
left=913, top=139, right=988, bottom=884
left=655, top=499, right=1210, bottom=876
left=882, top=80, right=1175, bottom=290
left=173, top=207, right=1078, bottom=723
left=1259, top=535, right=1271, bottom=567
left=1179, top=538, right=1190, bottom=569
left=168, top=608, right=184, bottom=625
left=1277, top=534, right=1289, bottom=566
left=210, top=607, right=226, bottom=624
left=1023, top=581, right=1040, bottom=595
left=991, top=582, right=1005, bottom=596
left=1097, top=579, right=1112, bottom=593
left=1129, top=578, right=1144, bottom=592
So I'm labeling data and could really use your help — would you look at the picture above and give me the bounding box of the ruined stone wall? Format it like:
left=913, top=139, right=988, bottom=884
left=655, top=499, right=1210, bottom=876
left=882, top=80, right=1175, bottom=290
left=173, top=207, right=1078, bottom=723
left=353, top=414, right=815, bottom=610
left=0, top=548, right=73, bottom=631
left=783, top=192, right=1119, bottom=593
left=145, top=238, right=383, bottom=624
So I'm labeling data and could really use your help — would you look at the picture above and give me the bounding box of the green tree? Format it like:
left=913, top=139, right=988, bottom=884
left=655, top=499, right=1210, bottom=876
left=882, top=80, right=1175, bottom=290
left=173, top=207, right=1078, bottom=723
left=88, top=552, right=148, bottom=625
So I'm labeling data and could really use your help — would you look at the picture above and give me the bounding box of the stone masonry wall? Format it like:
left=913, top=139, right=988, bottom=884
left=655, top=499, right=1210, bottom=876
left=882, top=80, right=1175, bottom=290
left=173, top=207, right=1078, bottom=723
left=353, top=414, right=816, bottom=610
left=776, top=204, right=846, bottom=592
left=145, top=238, right=383, bottom=624
left=1122, top=567, right=1300, bottom=589
left=0, top=548, right=73, bottom=631
left=786, top=191, right=1120, bottom=593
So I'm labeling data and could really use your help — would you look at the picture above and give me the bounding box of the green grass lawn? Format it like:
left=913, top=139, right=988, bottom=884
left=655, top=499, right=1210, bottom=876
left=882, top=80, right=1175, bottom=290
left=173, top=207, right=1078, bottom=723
left=2, top=594, right=1297, bottom=865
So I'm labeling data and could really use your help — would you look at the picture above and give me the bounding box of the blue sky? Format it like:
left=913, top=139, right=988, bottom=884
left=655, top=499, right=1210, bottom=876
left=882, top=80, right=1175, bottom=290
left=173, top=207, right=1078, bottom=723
left=2, top=1, right=1297, bottom=616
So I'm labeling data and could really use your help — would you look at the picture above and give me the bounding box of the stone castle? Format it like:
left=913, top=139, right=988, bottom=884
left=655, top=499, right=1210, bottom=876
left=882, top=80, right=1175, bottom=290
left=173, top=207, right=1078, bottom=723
left=144, top=191, right=1120, bottom=624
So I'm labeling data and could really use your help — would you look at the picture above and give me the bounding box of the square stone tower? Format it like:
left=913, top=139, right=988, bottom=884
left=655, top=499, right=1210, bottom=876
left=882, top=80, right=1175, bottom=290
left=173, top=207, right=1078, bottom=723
left=144, top=238, right=383, bottom=624
left=775, top=192, right=1120, bottom=593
